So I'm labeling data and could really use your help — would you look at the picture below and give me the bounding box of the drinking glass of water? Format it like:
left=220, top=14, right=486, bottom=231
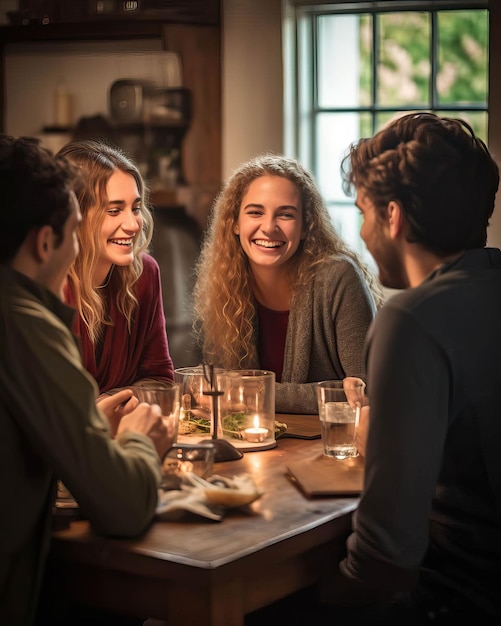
left=317, top=379, right=365, bottom=459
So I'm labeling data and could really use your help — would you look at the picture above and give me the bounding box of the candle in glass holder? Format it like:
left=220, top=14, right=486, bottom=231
left=244, top=415, right=268, bottom=443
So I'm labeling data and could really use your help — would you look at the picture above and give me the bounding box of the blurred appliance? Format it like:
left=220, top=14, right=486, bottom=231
left=109, top=80, right=191, bottom=125
left=143, top=87, right=192, bottom=124
left=108, top=79, right=154, bottom=124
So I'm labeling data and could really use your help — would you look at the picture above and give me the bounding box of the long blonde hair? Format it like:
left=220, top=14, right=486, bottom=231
left=59, top=140, right=154, bottom=343
left=192, top=153, right=383, bottom=368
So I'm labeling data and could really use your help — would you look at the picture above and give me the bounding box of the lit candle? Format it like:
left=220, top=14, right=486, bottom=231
left=244, top=415, right=268, bottom=443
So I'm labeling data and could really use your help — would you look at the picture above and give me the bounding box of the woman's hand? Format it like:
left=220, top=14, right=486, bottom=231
left=97, top=389, right=139, bottom=437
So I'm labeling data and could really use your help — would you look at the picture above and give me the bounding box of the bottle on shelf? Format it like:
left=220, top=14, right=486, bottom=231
left=54, top=80, right=72, bottom=128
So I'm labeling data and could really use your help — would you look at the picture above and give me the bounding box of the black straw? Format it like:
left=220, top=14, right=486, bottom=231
left=202, top=361, right=243, bottom=462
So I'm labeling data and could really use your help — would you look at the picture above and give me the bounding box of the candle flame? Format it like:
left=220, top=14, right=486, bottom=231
left=253, top=414, right=260, bottom=428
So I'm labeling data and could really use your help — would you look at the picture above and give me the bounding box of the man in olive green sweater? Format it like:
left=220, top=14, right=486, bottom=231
left=0, top=135, right=169, bottom=626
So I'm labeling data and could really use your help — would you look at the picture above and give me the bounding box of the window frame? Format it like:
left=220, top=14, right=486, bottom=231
left=283, top=0, right=489, bottom=261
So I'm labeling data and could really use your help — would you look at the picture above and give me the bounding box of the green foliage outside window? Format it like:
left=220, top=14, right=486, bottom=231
left=354, top=9, right=488, bottom=138
left=438, top=11, right=488, bottom=105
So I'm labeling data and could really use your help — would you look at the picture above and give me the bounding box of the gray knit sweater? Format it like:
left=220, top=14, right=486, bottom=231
left=253, top=255, right=378, bottom=414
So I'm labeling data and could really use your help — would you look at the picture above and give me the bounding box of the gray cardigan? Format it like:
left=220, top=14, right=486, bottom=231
left=254, top=255, right=377, bottom=414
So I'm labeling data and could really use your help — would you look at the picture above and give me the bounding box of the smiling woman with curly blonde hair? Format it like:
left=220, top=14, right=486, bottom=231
left=192, top=154, right=383, bottom=414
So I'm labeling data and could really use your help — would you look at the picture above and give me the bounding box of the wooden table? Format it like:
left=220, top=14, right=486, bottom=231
left=45, top=415, right=359, bottom=626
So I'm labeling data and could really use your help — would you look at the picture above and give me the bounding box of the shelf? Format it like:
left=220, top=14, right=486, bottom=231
left=43, top=120, right=189, bottom=133
left=0, top=0, right=220, bottom=44
left=0, top=21, right=165, bottom=44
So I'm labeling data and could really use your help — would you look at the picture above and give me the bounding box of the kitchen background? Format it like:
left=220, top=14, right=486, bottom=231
left=0, top=0, right=283, bottom=368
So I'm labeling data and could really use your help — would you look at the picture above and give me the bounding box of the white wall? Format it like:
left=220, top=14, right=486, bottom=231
left=222, top=0, right=284, bottom=178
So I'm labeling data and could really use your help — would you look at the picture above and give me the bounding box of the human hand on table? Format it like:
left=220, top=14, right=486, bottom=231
left=343, top=377, right=370, bottom=458
left=342, top=377, right=369, bottom=406
left=117, top=402, right=170, bottom=460
left=97, top=388, right=138, bottom=437
left=354, top=405, right=370, bottom=457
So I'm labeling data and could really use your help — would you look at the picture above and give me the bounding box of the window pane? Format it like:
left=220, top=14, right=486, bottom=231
left=375, top=110, right=406, bottom=132
left=329, top=201, right=366, bottom=256
left=315, top=112, right=372, bottom=202
left=317, top=14, right=372, bottom=108
left=437, top=10, right=488, bottom=106
left=440, top=110, right=488, bottom=143
left=377, top=12, right=430, bottom=107
left=328, top=200, right=376, bottom=270
left=375, top=109, right=432, bottom=133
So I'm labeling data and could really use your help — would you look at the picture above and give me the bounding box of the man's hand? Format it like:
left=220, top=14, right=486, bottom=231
left=97, top=389, right=138, bottom=437
left=343, top=377, right=368, bottom=408
left=343, top=377, right=370, bottom=457
left=117, top=402, right=170, bottom=460
left=355, top=405, right=370, bottom=457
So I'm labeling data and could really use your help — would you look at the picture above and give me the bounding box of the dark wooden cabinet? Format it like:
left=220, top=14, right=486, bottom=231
left=0, top=21, right=165, bottom=42
left=7, top=0, right=220, bottom=27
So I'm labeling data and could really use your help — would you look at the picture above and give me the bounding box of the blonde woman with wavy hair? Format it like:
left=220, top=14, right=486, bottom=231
left=193, top=153, right=382, bottom=414
left=59, top=139, right=173, bottom=394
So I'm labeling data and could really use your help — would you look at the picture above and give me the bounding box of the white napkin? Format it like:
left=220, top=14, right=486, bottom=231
left=155, top=473, right=263, bottom=522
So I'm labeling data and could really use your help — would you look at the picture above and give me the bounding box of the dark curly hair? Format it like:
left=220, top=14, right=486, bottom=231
left=341, top=112, right=500, bottom=255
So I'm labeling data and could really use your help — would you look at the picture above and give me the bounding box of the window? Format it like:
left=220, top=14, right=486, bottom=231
left=285, top=1, right=489, bottom=265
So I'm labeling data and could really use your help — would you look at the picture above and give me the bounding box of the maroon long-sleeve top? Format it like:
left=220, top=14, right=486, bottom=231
left=65, top=253, right=174, bottom=393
